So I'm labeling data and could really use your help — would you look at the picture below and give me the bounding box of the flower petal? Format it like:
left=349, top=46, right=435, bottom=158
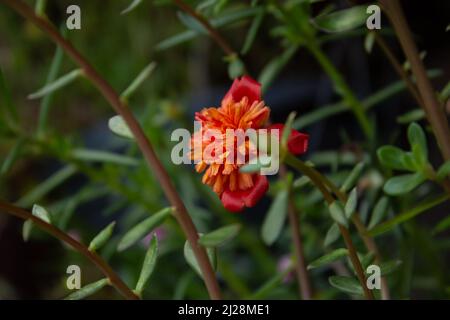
left=267, top=123, right=309, bottom=155
left=243, top=175, right=269, bottom=207
left=221, top=190, right=246, bottom=212
left=223, top=75, right=261, bottom=105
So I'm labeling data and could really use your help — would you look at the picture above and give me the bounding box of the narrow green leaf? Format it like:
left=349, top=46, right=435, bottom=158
left=118, top=207, right=173, bottom=251
left=383, top=172, right=426, bottom=196
left=361, top=252, right=375, bottom=270
left=32, top=204, right=52, bottom=224
left=241, top=7, right=265, bottom=55
left=108, top=115, right=134, bottom=139
left=293, top=176, right=310, bottom=189
left=38, top=32, right=65, bottom=136
left=312, top=5, right=368, bottom=33
left=308, top=248, right=348, bottom=270
left=364, top=32, right=375, bottom=53
left=258, top=44, right=298, bottom=92
left=261, top=189, right=289, bottom=245
left=436, top=161, right=450, bottom=181
left=379, top=260, right=402, bottom=276
left=177, top=11, right=207, bottom=34
left=184, top=240, right=217, bottom=278
left=368, top=196, right=389, bottom=229
left=121, top=0, right=143, bottom=15
left=324, top=223, right=340, bottom=247
left=156, top=30, right=197, bottom=51
left=88, top=221, right=116, bottom=252
left=71, top=149, right=139, bottom=166
left=28, top=69, right=83, bottom=100
left=135, top=234, right=158, bottom=295
left=432, top=214, right=450, bottom=235
left=198, top=224, right=241, bottom=247
left=408, top=122, right=428, bottom=164
left=22, top=220, right=33, bottom=242
left=239, top=155, right=272, bottom=173
left=156, top=8, right=258, bottom=51
left=281, top=112, right=296, bottom=152
left=35, top=0, right=47, bottom=16
left=120, top=62, right=156, bottom=100
left=368, top=194, right=449, bottom=236
left=344, top=188, right=357, bottom=218
left=23, top=204, right=52, bottom=241
left=227, top=57, right=245, bottom=79
left=396, top=109, right=425, bottom=124
left=17, top=165, right=77, bottom=207
left=377, top=146, right=408, bottom=171
left=329, top=275, right=364, bottom=296
left=64, top=278, right=109, bottom=300
left=1, top=138, right=24, bottom=176
left=328, top=201, right=348, bottom=227
left=340, top=162, right=364, bottom=192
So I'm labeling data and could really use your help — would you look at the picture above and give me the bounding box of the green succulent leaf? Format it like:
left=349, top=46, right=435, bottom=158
left=261, top=189, right=289, bottom=245
left=199, top=224, right=241, bottom=247
left=88, top=221, right=116, bottom=252
left=64, top=278, right=109, bottom=300
left=383, top=173, right=426, bottom=196
left=329, top=275, right=364, bottom=296
left=328, top=201, right=348, bottom=227
left=135, top=234, right=158, bottom=295
left=312, top=5, right=368, bottom=33
left=118, top=207, right=173, bottom=251
left=308, top=248, right=348, bottom=270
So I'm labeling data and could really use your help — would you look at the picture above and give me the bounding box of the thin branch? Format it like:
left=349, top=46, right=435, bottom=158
left=284, top=155, right=374, bottom=299
left=280, top=166, right=313, bottom=299
left=379, top=0, right=450, bottom=161
left=287, top=198, right=313, bottom=299
left=373, top=32, right=423, bottom=107
left=0, top=200, right=139, bottom=300
left=307, top=165, right=390, bottom=299
left=173, top=0, right=236, bottom=57
left=1, top=0, right=222, bottom=300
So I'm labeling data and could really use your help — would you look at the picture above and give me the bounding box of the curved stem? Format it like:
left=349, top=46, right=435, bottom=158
left=2, top=0, right=222, bottom=300
left=0, top=200, right=139, bottom=300
left=302, top=163, right=390, bottom=299
left=172, top=0, right=236, bottom=57
left=372, top=32, right=423, bottom=107
left=379, top=0, right=450, bottom=161
left=284, top=155, right=374, bottom=299
left=280, top=166, right=313, bottom=299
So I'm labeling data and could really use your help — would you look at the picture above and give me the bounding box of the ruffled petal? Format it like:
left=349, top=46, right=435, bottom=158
left=243, top=175, right=268, bottom=207
left=223, top=75, right=261, bottom=105
left=221, top=189, right=246, bottom=212
left=267, top=123, right=309, bottom=155
left=220, top=174, right=269, bottom=212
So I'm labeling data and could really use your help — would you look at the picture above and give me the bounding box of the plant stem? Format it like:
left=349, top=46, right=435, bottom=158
left=0, top=200, right=139, bottom=300
left=284, top=155, right=374, bottom=299
left=372, top=32, right=423, bottom=107
left=306, top=41, right=373, bottom=141
left=280, top=166, right=313, bottom=299
left=2, top=0, right=222, bottom=300
left=287, top=197, right=313, bottom=299
left=379, top=0, right=450, bottom=161
left=303, top=163, right=390, bottom=299
left=172, top=0, right=236, bottom=57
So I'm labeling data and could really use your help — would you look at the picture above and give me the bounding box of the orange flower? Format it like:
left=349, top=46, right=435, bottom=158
left=191, top=76, right=308, bottom=212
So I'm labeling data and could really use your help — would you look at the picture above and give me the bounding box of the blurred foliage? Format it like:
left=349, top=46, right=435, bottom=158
left=1, top=0, right=450, bottom=300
